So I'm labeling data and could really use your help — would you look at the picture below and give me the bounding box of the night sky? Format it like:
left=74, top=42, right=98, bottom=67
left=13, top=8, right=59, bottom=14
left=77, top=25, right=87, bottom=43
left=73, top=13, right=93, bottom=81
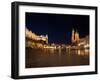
left=26, top=12, right=89, bottom=44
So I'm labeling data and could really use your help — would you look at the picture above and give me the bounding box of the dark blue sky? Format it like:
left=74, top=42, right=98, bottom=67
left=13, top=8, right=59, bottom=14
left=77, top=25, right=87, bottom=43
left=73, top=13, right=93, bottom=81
left=26, top=12, right=89, bottom=44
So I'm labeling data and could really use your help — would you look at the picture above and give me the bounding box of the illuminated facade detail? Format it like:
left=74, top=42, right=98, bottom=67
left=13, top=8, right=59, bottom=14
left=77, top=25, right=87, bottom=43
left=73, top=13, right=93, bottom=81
left=71, top=29, right=80, bottom=44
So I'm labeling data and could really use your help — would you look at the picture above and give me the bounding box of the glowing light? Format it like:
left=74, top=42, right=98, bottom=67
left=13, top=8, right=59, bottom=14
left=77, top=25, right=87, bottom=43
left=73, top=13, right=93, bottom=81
left=84, top=44, right=89, bottom=48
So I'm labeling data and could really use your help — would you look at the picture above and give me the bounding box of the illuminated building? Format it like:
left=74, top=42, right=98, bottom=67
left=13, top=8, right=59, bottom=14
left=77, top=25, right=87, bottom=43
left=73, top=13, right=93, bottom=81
left=71, top=29, right=80, bottom=44
left=78, top=36, right=89, bottom=49
left=71, top=29, right=89, bottom=48
left=26, top=28, right=48, bottom=44
left=26, top=28, right=89, bottom=49
left=25, top=28, right=48, bottom=48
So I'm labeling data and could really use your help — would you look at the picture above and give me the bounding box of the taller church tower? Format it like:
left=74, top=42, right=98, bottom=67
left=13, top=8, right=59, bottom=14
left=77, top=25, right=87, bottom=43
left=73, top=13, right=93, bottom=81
left=75, top=30, right=80, bottom=43
left=71, top=29, right=75, bottom=43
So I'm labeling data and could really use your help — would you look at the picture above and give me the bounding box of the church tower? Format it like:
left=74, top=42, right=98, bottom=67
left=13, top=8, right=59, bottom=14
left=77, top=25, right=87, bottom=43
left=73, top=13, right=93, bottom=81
left=72, top=29, right=75, bottom=43
left=46, top=34, right=48, bottom=44
left=75, top=30, right=80, bottom=43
